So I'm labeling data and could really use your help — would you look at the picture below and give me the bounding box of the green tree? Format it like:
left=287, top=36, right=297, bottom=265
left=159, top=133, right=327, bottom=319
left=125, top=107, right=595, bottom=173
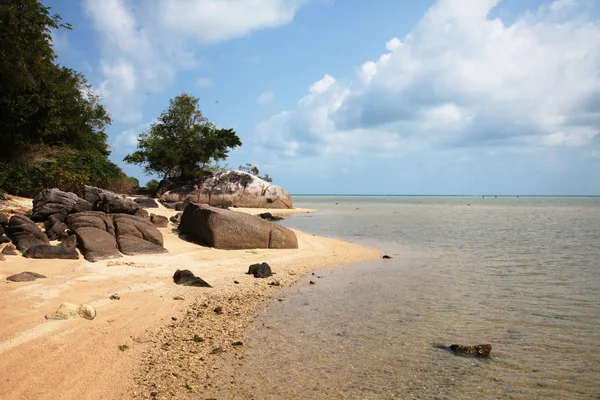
left=124, top=93, right=242, bottom=179
left=239, top=163, right=273, bottom=183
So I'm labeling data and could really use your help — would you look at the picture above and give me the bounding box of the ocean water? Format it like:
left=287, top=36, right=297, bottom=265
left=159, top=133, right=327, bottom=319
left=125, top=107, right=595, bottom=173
left=233, top=196, right=600, bottom=399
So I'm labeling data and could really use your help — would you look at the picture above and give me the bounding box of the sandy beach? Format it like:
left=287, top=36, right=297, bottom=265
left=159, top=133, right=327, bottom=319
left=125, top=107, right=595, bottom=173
left=0, top=200, right=379, bottom=400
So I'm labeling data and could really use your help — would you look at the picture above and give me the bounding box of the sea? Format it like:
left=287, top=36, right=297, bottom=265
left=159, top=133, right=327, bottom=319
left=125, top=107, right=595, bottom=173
left=232, top=196, right=600, bottom=399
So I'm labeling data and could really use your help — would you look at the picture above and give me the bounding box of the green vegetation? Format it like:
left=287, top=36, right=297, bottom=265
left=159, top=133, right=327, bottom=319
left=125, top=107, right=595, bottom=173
left=124, top=93, right=242, bottom=179
left=238, top=163, right=273, bottom=183
left=0, top=0, right=132, bottom=196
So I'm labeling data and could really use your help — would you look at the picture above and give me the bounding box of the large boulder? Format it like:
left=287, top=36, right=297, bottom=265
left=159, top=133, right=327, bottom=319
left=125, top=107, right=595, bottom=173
left=31, top=189, right=80, bottom=221
left=159, top=171, right=293, bottom=209
left=44, top=215, right=68, bottom=241
left=23, top=245, right=79, bottom=260
left=82, top=185, right=140, bottom=214
left=150, top=214, right=169, bottom=228
left=112, top=214, right=167, bottom=256
left=66, top=212, right=120, bottom=262
left=5, top=215, right=50, bottom=252
left=134, top=196, right=159, bottom=208
left=178, top=203, right=298, bottom=250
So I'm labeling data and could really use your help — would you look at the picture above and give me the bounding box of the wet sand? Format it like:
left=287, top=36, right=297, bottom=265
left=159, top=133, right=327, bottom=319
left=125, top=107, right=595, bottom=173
left=0, top=200, right=379, bottom=400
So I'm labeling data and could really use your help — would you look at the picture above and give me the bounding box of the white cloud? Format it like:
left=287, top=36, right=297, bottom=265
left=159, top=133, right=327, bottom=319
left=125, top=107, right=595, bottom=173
left=84, top=0, right=309, bottom=122
left=257, top=0, right=600, bottom=159
left=197, top=77, right=213, bottom=87
left=257, top=91, right=276, bottom=106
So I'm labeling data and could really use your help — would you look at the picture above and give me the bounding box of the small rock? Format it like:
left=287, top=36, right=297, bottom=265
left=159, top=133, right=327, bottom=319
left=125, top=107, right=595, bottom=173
left=173, top=269, right=212, bottom=287
left=309, top=281, right=316, bottom=285
left=232, top=341, right=243, bottom=346
left=193, top=335, right=204, bottom=343
left=450, top=344, right=492, bottom=358
left=45, top=302, right=96, bottom=320
left=382, top=255, right=392, bottom=259
left=118, top=344, right=129, bottom=351
left=2, top=243, right=17, bottom=255
left=171, top=317, right=177, bottom=321
left=110, top=294, right=121, bottom=300
left=234, top=280, right=239, bottom=284
left=247, top=262, right=272, bottom=278
left=150, top=214, right=169, bottom=228
left=173, top=296, right=185, bottom=300
left=268, top=280, right=280, bottom=286
left=258, top=212, right=284, bottom=222
left=6, top=271, right=46, bottom=282
left=214, top=306, right=223, bottom=314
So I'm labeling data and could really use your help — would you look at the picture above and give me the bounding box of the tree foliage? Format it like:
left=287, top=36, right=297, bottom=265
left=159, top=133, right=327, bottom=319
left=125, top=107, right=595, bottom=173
left=0, top=0, right=127, bottom=195
left=239, top=163, right=273, bottom=183
left=124, top=93, right=242, bottom=179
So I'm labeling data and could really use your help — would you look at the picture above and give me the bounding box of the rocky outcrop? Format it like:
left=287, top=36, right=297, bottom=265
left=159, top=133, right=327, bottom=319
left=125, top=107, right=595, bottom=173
left=83, top=185, right=140, bottom=214
left=134, top=196, right=159, bottom=208
left=31, top=188, right=80, bottom=221
left=6, top=215, right=50, bottom=252
left=46, top=303, right=96, bottom=320
left=6, top=271, right=46, bottom=282
left=66, top=212, right=120, bottom=262
left=112, top=214, right=167, bottom=256
left=173, top=269, right=212, bottom=287
left=23, top=245, right=79, bottom=260
left=159, top=171, right=293, bottom=209
left=150, top=214, right=169, bottom=228
left=178, top=203, right=298, bottom=250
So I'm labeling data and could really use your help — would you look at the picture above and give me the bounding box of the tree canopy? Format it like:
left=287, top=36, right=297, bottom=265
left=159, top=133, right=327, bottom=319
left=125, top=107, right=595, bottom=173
left=0, top=0, right=129, bottom=196
left=124, top=93, right=242, bottom=179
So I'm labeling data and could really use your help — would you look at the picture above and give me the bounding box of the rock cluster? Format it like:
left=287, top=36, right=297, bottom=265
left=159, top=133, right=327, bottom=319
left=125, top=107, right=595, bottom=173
left=159, top=170, right=293, bottom=209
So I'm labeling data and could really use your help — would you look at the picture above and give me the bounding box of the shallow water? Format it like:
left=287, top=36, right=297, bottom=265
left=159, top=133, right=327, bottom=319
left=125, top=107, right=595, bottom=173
left=234, top=196, right=600, bottom=399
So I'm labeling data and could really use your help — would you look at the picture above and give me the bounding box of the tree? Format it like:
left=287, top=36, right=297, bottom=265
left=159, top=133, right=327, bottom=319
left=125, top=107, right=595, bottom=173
left=124, top=93, right=242, bottom=179
left=239, top=163, right=273, bottom=183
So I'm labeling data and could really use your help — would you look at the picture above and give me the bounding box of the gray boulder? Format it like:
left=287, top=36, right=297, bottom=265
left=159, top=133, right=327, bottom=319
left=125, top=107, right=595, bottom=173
left=150, top=214, right=169, bottom=228
left=6, top=271, right=46, bottom=282
left=112, top=214, right=167, bottom=256
left=66, top=212, right=120, bottom=262
left=23, top=245, right=79, bottom=259
left=31, top=188, right=80, bottom=221
left=247, top=262, right=273, bottom=278
left=178, top=203, right=298, bottom=250
left=83, top=185, right=140, bottom=214
left=160, top=171, right=293, bottom=209
left=44, top=215, right=68, bottom=241
left=6, top=215, right=50, bottom=252
left=134, top=196, right=159, bottom=208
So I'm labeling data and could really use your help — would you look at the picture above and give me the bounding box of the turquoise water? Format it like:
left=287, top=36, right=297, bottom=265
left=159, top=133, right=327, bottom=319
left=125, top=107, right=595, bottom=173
left=234, top=196, right=600, bottom=399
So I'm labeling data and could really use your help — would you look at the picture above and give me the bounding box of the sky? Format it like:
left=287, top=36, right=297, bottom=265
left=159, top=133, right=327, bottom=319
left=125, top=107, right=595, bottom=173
left=46, top=0, right=600, bottom=195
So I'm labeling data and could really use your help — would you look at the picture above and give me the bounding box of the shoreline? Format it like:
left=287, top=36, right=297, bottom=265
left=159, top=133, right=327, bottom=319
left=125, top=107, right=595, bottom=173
left=0, top=202, right=380, bottom=400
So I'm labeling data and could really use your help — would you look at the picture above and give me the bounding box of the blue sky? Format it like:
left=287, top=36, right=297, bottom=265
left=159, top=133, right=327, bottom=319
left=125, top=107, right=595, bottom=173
left=46, top=0, right=600, bottom=195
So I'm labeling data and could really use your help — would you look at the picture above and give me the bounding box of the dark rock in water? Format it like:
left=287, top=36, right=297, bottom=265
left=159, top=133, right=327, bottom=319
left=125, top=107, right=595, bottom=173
left=31, top=188, right=80, bottom=222
left=170, top=212, right=182, bottom=224
left=6, top=271, right=46, bottom=282
left=179, top=203, right=298, bottom=250
left=247, top=262, right=272, bottom=278
left=134, top=196, right=159, bottom=208
left=173, top=269, right=212, bottom=287
left=82, top=185, right=140, bottom=214
left=23, top=245, right=79, bottom=259
left=450, top=344, right=492, bottom=358
left=112, top=214, right=166, bottom=256
left=258, top=212, right=284, bottom=222
left=2, top=243, right=18, bottom=255
left=0, top=235, right=10, bottom=244
left=0, top=212, right=9, bottom=227
left=135, top=209, right=150, bottom=219
left=44, top=215, right=68, bottom=241
left=58, top=235, right=78, bottom=249
left=382, top=255, right=392, bottom=259
left=150, top=214, right=169, bottom=228
left=66, top=212, right=120, bottom=262
left=6, top=215, right=50, bottom=252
